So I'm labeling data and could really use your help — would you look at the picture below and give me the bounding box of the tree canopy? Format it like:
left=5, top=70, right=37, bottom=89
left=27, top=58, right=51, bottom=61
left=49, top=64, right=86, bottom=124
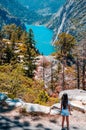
left=55, top=32, right=76, bottom=58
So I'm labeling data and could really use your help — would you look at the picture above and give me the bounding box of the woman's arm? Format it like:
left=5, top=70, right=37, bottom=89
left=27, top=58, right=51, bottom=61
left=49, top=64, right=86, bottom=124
left=61, top=102, right=62, bottom=111
left=68, top=104, right=72, bottom=115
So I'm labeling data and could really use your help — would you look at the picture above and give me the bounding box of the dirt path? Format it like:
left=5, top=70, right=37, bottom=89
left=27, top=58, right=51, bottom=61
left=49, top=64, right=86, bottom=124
left=0, top=107, right=86, bottom=130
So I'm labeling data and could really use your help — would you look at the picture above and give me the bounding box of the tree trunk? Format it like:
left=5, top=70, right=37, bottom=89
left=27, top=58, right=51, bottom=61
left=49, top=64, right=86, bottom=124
left=62, top=62, right=65, bottom=90
left=77, top=57, right=80, bottom=89
left=82, top=60, right=86, bottom=90
left=62, top=57, right=66, bottom=90
left=51, top=61, right=54, bottom=91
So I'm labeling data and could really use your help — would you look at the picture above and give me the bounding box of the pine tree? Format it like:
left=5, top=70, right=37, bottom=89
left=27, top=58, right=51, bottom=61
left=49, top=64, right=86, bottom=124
left=28, top=29, right=35, bottom=48
left=21, top=31, right=29, bottom=44
left=55, top=32, right=76, bottom=90
left=2, top=24, right=16, bottom=40
left=0, top=41, right=5, bottom=64
left=0, top=31, right=3, bottom=41
left=23, top=29, right=37, bottom=78
left=16, top=26, right=23, bottom=41
left=55, top=32, right=76, bottom=60
left=5, top=44, right=14, bottom=63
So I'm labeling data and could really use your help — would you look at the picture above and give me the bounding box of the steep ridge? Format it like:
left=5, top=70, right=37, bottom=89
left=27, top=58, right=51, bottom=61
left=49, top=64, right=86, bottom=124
left=47, top=0, right=86, bottom=41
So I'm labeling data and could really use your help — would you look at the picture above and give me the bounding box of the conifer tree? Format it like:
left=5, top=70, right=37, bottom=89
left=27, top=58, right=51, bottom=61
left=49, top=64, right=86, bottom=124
left=0, top=31, right=3, bottom=41
left=55, top=32, right=76, bottom=89
left=28, top=29, right=35, bottom=48
left=21, top=31, right=29, bottom=44
left=55, top=32, right=76, bottom=60
left=2, top=24, right=16, bottom=40
left=5, top=44, right=14, bottom=63
left=0, top=41, right=5, bottom=64
left=24, top=29, right=37, bottom=78
left=16, top=26, right=23, bottom=41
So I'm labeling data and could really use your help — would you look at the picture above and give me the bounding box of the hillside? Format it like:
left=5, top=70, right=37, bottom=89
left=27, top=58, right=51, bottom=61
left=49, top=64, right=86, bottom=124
left=0, top=6, right=25, bottom=30
left=0, top=0, right=67, bottom=27
left=47, top=0, right=86, bottom=41
left=17, top=0, right=66, bottom=13
left=0, top=0, right=41, bottom=26
left=16, top=0, right=66, bottom=24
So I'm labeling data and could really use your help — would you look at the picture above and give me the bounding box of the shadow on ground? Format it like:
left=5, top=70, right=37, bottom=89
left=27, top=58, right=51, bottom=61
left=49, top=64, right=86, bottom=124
left=0, top=104, right=15, bottom=113
left=0, top=104, right=54, bottom=130
left=0, top=115, right=53, bottom=130
left=0, top=105, right=80, bottom=130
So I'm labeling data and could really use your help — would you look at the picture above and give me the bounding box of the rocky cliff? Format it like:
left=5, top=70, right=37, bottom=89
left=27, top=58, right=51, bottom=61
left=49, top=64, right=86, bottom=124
left=47, top=0, right=86, bottom=41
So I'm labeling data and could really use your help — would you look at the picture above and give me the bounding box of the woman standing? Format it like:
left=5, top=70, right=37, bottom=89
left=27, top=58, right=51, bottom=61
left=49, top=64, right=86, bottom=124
left=61, top=93, right=71, bottom=130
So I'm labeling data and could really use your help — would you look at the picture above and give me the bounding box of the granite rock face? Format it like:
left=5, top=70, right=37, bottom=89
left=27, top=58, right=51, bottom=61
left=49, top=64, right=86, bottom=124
left=59, top=89, right=86, bottom=112
left=48, top=0, right=86, bottom=41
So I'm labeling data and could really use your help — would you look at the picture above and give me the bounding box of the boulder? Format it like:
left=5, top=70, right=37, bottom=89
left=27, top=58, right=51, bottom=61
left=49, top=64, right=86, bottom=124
left=50, top=109, right=60, bottom=115
left=70, top=100, right=86, bottom=112
left=0, top=93, right=8, bottom=102
left=59, top=89, right=86, bottom=112
left=5, top=98, right=23, bottom=107
left=50, top=103, right=61, bottom=115
left=59, top=89, right=86, bottom=101
left=23, top=103, right=50, bottom=114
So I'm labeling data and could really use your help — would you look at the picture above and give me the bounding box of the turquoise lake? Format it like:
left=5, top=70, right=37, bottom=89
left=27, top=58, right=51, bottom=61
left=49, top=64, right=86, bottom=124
left=26, top=25, right=55, bottom=55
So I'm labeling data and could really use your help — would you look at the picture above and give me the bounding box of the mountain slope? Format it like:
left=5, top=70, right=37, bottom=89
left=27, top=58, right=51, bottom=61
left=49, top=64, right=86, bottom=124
left=17, top=0, right=66, bottom=13
left=16, top=0, right=66, bottom=24
left=0, top=5, right=25, bottom=29
left=0, top=0, right=27, bottom=20
left=0, top=0, right=40, bottom=25
left=48, top=0, right=86, bottom=41
left=0, top=0, right=66, bottom=26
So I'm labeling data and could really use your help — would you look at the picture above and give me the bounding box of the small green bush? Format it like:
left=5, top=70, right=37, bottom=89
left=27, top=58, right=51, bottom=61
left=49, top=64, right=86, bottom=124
left=7, top=93, right=15, bottom=99
left=35, top=90, right=49, bottom=104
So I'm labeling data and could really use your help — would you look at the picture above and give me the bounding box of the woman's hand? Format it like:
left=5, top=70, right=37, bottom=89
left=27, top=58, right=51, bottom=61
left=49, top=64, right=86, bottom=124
left=70, top=111, right=72, bottom=115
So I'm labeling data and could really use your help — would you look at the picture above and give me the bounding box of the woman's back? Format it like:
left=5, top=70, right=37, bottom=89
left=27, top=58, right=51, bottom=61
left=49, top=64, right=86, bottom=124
left=61, top=93, right=70, bottom=130
left=61, top=93, right=68, bottom=109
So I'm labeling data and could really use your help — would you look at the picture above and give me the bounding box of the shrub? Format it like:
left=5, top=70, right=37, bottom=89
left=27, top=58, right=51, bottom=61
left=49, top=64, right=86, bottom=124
left=35, top=90, right=49, bottom=104
left=7, top=93, right=15, bottom=99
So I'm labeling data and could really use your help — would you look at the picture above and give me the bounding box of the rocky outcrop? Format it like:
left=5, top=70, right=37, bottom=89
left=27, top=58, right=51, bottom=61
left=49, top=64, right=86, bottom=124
left=1, top=89, right=86, bottom=115
left=34, top=55, right=59, bottom=87
left=59, top=89, right=86, bottom=112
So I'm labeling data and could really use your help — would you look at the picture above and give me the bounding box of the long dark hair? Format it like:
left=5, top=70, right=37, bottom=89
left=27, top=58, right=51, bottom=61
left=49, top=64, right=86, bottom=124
left=61, top=93, right=68, bottom=109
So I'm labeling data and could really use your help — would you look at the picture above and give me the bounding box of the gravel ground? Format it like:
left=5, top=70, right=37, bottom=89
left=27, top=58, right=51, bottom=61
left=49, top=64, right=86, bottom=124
left=0, top=107, right=86, bottom=130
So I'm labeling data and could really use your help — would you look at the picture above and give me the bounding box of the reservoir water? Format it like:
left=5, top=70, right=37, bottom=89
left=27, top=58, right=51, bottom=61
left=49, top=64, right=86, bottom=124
left=26, top=25, right=55, bottom=55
